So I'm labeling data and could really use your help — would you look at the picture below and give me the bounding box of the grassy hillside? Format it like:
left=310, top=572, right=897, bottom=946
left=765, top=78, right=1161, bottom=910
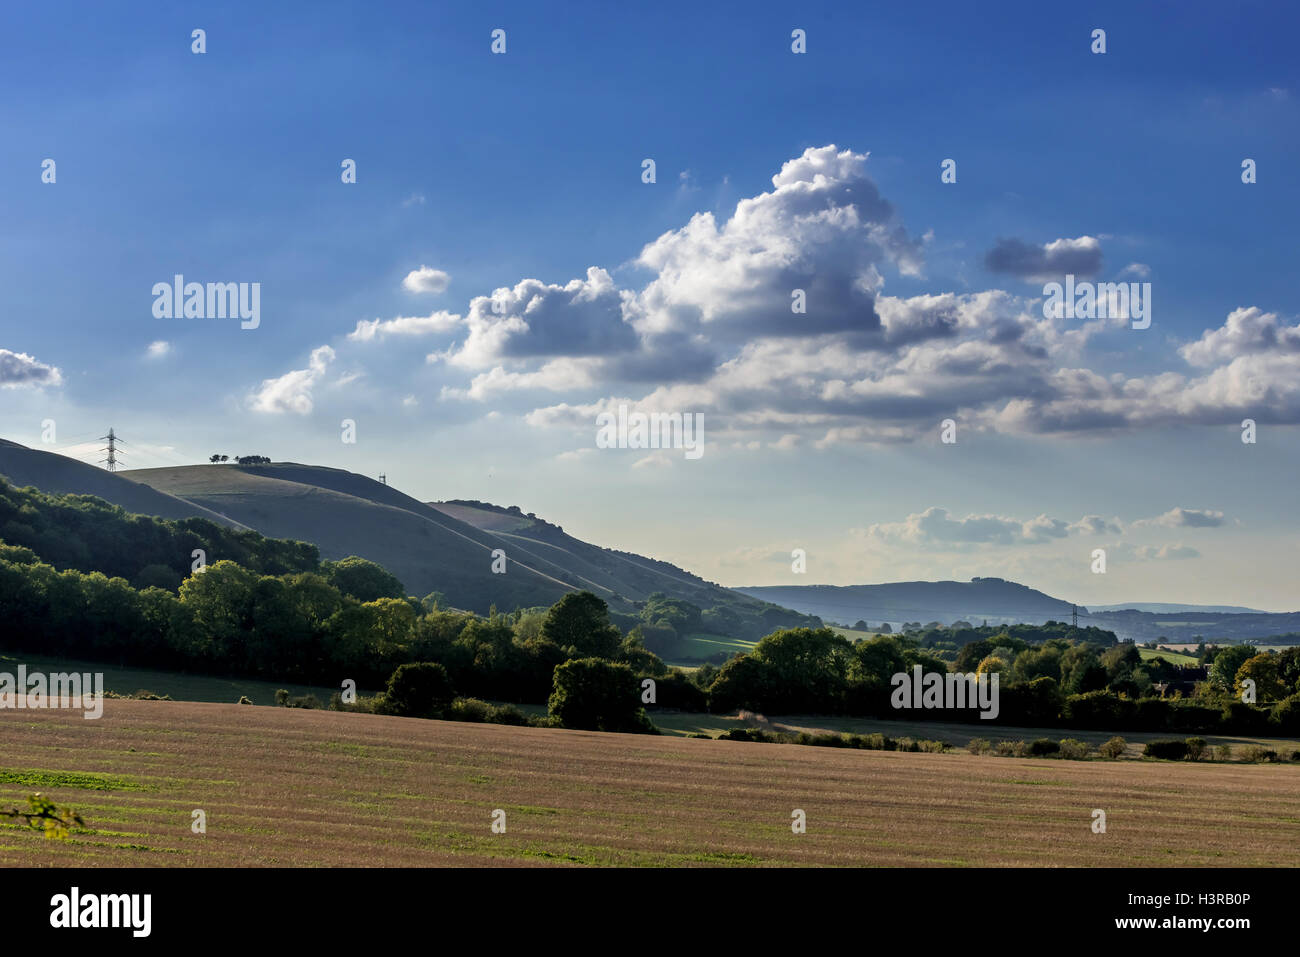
left=1, top=440, right=817, bottom=638
left=1138, top=646, right=1199, bottom=666
left=123, top=463, right=575, bottom=614
left=121, top=462, right=816, bottom=638
left=430, top=499, right=734, bottom=602
left=0, top=439, right=247, bottom=528
left=430, top=499, right=820, bottom=640
left=2, top=701, right=1296, bottom=867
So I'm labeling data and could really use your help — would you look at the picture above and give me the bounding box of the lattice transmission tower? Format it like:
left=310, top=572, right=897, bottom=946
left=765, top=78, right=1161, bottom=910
left=98, top=428, right=125, bottom=472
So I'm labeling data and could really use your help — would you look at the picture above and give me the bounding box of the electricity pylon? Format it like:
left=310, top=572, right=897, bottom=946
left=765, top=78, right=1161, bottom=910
left=98, top=428, right=125, bottom=472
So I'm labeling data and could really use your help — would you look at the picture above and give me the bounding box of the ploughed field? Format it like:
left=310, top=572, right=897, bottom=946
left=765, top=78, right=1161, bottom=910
left=1, top=700, right=1297, bottom=866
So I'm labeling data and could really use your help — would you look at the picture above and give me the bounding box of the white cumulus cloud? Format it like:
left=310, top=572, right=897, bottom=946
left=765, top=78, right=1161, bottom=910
left=248, top=345, right=335, bottom=415
left=402, top=265, right=450, bottom=295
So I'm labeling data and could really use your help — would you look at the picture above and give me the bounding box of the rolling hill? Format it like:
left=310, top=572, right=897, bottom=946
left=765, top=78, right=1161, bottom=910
left=123, top=465, right=815, bottom=635
left=1088, top=602, right=1270, bottom=615
left=735, top=577, right=1080, bottom=629
left=427, top=499, right=792, bottom=621
left=0, top=439, right=248, bottom=528
left=0, top=439, right=815, bottom=638
left=737, top=577, right=1300, bottom=644
left=118, top=462, right=592, bottom=614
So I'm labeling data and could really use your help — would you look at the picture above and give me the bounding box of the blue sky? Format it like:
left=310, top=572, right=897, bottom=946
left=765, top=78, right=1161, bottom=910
left=3, top=0, right=1299, bottom=609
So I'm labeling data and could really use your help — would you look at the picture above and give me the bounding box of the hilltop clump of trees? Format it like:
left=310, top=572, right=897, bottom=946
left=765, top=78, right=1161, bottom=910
left=208, top=454, right=270, bottom=465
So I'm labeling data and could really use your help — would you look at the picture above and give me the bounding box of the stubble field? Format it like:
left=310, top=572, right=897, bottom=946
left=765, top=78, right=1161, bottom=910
left=1, top=700, right=1297, bottom=867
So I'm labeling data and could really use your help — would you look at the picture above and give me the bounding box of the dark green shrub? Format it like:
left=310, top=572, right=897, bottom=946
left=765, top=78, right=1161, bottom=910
left=1144, top=739, right=1190, bottom=760
left=385, top=662, right=455, bottom=718
left=1134, top=697, right=1170, bottom=731
left=642, top=671, right=708, bottom=711
left=329, top=691, right=379, bottom=713
left=1029, top=738, right=1060, bottom=757
left=1221, top=701, right=1270, bottom=735
left=1064, top=691, right=1133, bottom=731
left=717, top=727, right=770, bottom=742
left=548, top=657, right=655, bottom=733
left=1270, top=694, right=1300, bottom=735
left=486, top=703, right=528, bottom=726
left=448, top=697, right=491, bottom=722
left=1166, top=701, right=1222, bottom=733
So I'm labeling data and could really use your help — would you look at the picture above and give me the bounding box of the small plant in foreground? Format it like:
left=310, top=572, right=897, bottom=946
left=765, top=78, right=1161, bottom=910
left=0, top=794, right=85, bottom=840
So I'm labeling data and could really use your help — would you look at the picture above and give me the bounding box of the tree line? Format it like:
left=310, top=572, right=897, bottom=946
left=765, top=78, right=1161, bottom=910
left=703, top=625, right=1300, bottom=736
left=4, top=476, right=1298, bottom=739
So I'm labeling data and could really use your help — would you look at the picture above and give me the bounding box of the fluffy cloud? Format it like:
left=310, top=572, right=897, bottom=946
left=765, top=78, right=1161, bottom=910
left=446, top=267, right=637, bottom=369
left=443, top=358, right=601, bottom=401
left=248, top=345, right=335, bottom=414
left=402, top=266, right=450, bottom=295
left=984, top=236, right=1103, bottom=282
left=1068, top=514, right=1124, bottom=536
left=144, top=340, right=171, bottom=359
left=1134, top=507, right=1226, bottom=528
left=634, top=145, right=923, bottom=343
left=1178, top=307, right=1300, bottom=367
left=250, top=145, right=1300, bottom=443
left=349, top=311, right=460, bottom=342
left=861, top=506, right=1122, bottom=548
left=0, top=349, right=62, bottom=388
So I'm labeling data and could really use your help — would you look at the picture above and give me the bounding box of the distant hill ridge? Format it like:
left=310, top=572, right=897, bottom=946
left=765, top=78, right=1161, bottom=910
left=738, top=579, right=1300, bottom=643
left=1089, top=602, right=1270, bottom=615
left=737, top=577, right=1081, bottom=627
